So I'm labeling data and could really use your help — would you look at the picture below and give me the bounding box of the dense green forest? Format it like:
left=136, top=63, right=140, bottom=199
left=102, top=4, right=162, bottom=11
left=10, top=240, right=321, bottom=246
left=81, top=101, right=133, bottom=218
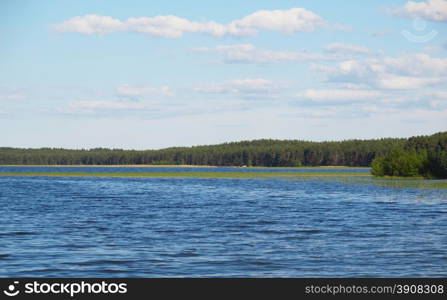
left=371, top=131, right=447, bottom=178
left=0, top=132, right=446, bottom=173
left=0, top=138, right=406, bottom=167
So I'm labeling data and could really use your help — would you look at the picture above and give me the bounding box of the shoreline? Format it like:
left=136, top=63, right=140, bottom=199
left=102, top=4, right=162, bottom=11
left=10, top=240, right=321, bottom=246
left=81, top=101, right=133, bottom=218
left=0, top=164, right=370, bottom=169
left=1, top=172, right=445, bottom=188
left=0, top=172, right=371, bottom=178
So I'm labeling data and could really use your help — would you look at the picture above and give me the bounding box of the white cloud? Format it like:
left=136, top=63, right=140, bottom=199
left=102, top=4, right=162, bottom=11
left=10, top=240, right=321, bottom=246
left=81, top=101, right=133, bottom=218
left=431, top=91, right=447, bottom=99
left=194, top=43, right=382, bottom=64
left=0, top=87, right=27, bottom=101
left=299, top=89, right=383, bottom=101
left=67, top=84, right=175, bottom=114
left=116, top=84, right=174, bottom=98
left=193, top=44, right=335, bottom=63
left=375, top=75, right=443, bottom=89
left=55, top=14, right=246, bottom=38
left=54, top=15, right=124, bottom=35
left=54, top=8, right=331, bottom=38
left=315, top=53, right=447, bottom=89
left=324, top=43, right=373, bottom=55
left=124, top=16, right=237, bottom=38
left=390, top=0, right=447, bottom=22
left=382, top=54, right=447, bottom=76
left=194, top=78, right=283, bottom=95
left=69, top=101, right=150, bottom=112
left=229, top=8, right=326, bottom=34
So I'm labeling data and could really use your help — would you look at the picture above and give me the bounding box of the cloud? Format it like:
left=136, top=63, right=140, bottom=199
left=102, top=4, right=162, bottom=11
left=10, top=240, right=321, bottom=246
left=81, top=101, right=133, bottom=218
left=194, top=43, right=381, bottom=64
left=431, top=90, right=447, bottom=99
left=54, top=8, right=331, bottom=38
left=66, top=84, right=176, bottom=114
left=375, top=75, right=443, bottom=89
left=194, top=78, right=284, bottom=96
left=116, top=84, right=174, bottom=99
left=299, top=89, right=383, bottom=101
left=229, top=8, right=326, bottom=34
left=381, top=54, right=447, bottom=76
left=54, top=15, right=124, bottom=35
left=0, top=87, right=27, bottom=100
left=389, top=0, right=447, bottom=22
left=69, top=101, right=148, bottom=111
left=55, top=14, right=244, bottom=38
left=314, top=53, right=447, bottom=89
left=193, top=44, right=335, bottom=63
left=323, top=43, right=376, bottom=55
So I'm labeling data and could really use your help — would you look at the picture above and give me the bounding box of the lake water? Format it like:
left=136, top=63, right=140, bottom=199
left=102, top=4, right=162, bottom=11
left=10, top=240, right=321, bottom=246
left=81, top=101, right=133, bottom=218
left=0, top=167, right=446, bottom=277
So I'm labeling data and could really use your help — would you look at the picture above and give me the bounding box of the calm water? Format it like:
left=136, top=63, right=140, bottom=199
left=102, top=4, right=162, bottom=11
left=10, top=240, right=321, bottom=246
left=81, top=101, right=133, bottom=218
left=0, top=167, right=446, bottom=277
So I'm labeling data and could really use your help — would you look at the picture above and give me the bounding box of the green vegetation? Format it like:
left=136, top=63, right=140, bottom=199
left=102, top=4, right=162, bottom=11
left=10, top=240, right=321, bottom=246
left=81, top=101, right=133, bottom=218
left=371, top=149, right=427, bottom=177
left=0, top=137, right=408, bottom=167
left=371, top=132, right=447, bottom=178
left=1, top=170, right=446, bottom=189
left=0, top=132, right=445, bottom=178
left=0, top=171, right=369, bottom=179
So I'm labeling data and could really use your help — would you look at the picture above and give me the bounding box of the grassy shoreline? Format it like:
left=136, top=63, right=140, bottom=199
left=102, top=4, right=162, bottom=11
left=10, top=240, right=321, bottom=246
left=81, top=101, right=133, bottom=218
left=0, top=165, right=370, bottom=169
left=0, top=171, right=370, bottom=179
left=1, top=171, right=445, bottom=188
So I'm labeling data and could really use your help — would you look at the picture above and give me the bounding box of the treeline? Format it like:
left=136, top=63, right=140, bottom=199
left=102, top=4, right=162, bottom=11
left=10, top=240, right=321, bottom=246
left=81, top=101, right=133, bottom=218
left=371, top=132, right=447, bottom=178
left=0, top=132, right=445, bottom=169
left=0, top=137, right=408, bottom=167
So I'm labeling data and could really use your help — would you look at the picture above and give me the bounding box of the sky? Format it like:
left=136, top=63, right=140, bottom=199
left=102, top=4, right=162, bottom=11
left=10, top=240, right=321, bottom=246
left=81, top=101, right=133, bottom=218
left=0, top=0, right=446, bottom=149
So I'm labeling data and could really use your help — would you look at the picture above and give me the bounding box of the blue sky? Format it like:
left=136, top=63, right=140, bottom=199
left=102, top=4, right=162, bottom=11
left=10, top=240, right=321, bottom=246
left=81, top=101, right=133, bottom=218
left=1, top=0, right=446, bottom=149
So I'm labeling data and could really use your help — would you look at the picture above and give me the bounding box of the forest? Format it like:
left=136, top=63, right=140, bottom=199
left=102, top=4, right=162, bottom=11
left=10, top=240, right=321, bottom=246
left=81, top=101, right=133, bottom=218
left=0, top=132, right=446, bottom=173
left=371, top=131, right=447, bottom=178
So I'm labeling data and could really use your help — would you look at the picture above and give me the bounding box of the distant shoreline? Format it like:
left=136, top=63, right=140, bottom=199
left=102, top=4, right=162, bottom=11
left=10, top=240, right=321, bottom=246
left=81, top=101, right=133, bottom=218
left=0, top=165, right=370, bottom=169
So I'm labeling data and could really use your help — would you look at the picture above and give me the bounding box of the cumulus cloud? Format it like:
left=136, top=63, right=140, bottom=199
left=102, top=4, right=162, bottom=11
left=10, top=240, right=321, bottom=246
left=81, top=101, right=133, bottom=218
left=375, top=75, right=443, bottom=89
left=116, top=84, right=174, bottom=99
left=54, top=8, right=330, bottom=38
left=229, top=8, right=326, bottom=33
left=323, top=43, right=376, bottom=55
left=299, top=89, right=383, bottom=101
left=54, top=15, right=124, bottom=35
left=193, top=44, right=335, bottom=63
left=390, top=0, right=447, bottom=22
left=315, top=53, right=447, bottom=89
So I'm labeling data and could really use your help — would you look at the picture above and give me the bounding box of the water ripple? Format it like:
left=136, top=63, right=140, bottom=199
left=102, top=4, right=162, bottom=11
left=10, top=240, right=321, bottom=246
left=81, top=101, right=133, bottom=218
left=0, top=170, right=446, bottom=277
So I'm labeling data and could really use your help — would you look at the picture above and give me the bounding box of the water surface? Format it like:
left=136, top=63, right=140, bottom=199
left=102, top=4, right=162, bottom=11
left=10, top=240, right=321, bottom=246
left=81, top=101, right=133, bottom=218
left=0, top=167, right=446, bottom=277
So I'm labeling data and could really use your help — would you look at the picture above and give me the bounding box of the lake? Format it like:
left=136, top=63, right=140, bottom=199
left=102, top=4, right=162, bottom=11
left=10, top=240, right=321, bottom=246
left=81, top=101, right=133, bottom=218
left=0, top=166, right=446, bottom=277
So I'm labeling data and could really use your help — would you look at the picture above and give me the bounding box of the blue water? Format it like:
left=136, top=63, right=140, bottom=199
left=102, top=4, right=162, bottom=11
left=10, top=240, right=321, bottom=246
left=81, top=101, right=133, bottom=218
left=0, top=168, right=446, bottom=277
